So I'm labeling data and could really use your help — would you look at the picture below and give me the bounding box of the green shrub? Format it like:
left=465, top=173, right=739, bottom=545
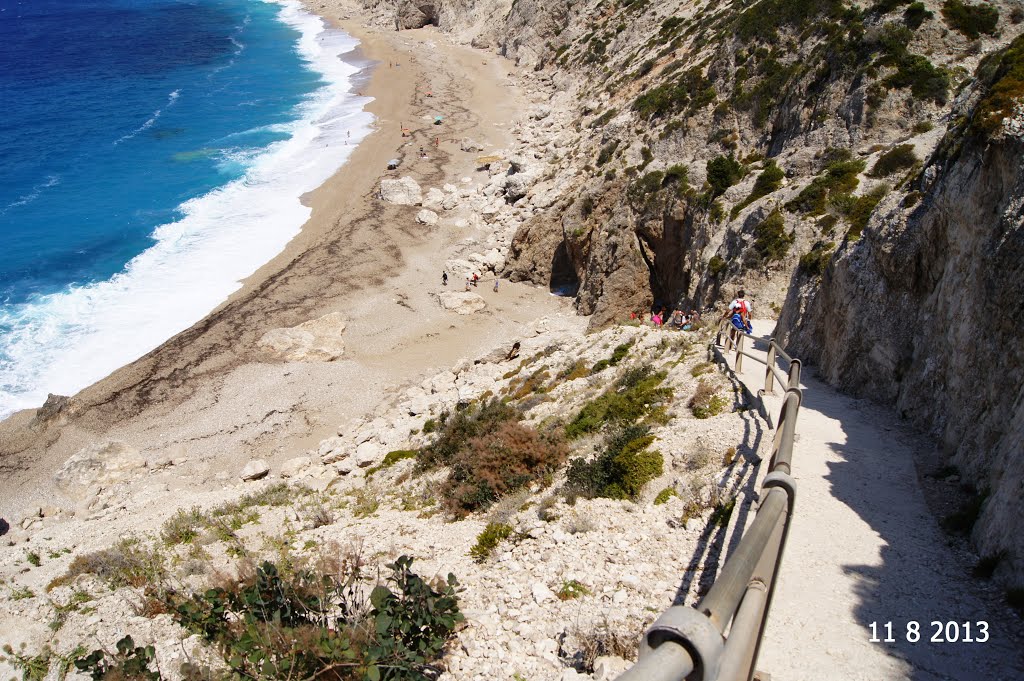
left=160, top=507, right=206, bottom=546
left=596, top=140, right=620, bottom=166
left=418, top=398, right=518, bottom=470
left=689, top=380, right=728, bottom=419
left=885, top=54, right=950, bottom=104
left=653, top=487, right=679, bottom=505
left=366, top=450, right=418, bottom=478
left=441, top=420, right=569, bottom=517
left=591, top=359, right=611, bottom=374
left=706, top=155, right=743, bottom=198
left=172, top=555, right=461, bottom=681
left=786, top=156, right=865, bottom=215
left=870, top=144, right=918, bottom=177
left=557, top=580, right=592, bottom=600
left=843, top=185, right=889, bottom=240
left=610, top=341, right=633, bottom=365
left=971, top=34, right=1024, bottom=136
left=752, top=210, right=795, bottom=263
left=904, top=2, right=934, bottom=28
left=50, top=539, right=165, bottom=591
left=566, top=366, right=672, bottom=439
left=589, top=108, right=618, bottom=128
left=422, top=418, right=438, bottom=434
left=709, top=497, right=737, bottom=527
left=74, top=636, right=160, bottom=680
left=912, top=119, right=934, bottom=134
left=469, top=523, right=514, bottom=562
left=707, top=255, right=727, bottom=276
left=628, top=170, right=665, bottom=204
left=941, top=0, right=999, bottom=39
left=25, top=551, right=41, bottom=567
left=734, top=160, right=784, bottom=213
left=798, top=242, right=836, bottom=276
left=565, top=425, right=664, bottom=501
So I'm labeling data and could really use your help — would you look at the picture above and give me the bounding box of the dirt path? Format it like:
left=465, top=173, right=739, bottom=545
left=726, top=321, right=1024, bottom=681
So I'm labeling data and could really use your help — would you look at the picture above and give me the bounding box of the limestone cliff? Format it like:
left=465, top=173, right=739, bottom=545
left=778, top=34, right=1024, bottom=588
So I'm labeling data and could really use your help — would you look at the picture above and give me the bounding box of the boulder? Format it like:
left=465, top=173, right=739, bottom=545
left=438, top=292, right=487, bottom=315
left=531, top=582, right=555, bottom=604
left=379, top=176, right=422, bottom=205
left=257, top=312, right=346, bottom=362
left=593, top=656, right=631, bottom=681
left=415, top=209, right=439, bottom=225
left=460, top=138, right=485, bottom=152
left=54, top=441, right=146, bottom=501
left=441, top=193, right=459, bottom=211
left=354, top=441, right=382, bottom=468
left=504, top=173, right=533, bottom=202
left=240, top=460, right=270, bottom=481
left=280, top=456, right=312, bottom=479
left=422, top=188, right=445, bottom=209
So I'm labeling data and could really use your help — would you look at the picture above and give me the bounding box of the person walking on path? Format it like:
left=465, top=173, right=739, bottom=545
left=723, top=289, right=752, bottom=334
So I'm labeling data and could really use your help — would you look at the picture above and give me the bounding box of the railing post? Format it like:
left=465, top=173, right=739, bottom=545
left=765, top=340, right=777, bottom=394
left=787, top=358, right=801, bottom=389
left=735, top=333, right=744, bottom=372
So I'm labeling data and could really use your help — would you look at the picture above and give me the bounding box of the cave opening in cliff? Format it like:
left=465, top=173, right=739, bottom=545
left=549, top=241, right=579, bottom=296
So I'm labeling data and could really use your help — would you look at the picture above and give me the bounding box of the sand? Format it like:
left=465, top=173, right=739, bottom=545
left=0, top=1, right=570, bottom=518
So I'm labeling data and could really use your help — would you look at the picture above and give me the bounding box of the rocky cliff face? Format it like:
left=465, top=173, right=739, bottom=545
left=366, top=0, right=1024, bottom=586
left=779, top=35, right=1024, bottom=587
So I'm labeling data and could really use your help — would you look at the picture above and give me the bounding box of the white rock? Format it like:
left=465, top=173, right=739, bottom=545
left=53, top=441, right=146, bottom=501
left=442, top=193, right=459, bottom=211
left=415, top=209, right=439, bottom=225
left=438, top=292, right=487, bottom=315
left=593, top=656, right=631, bottom=681
left=378, top=176, right=422, bottom=205
left=240, top=460, right=270, bottom=481
left=461, top=138, right=485, bottom=152
left=422, top=187, right=445, bottom=209
left=279, top=456, right=312, bottom=479
left=354, top=441, right=382, bottom=467
left=257, top=312, right=346, bottom=362
left=531, top=582, right=555, bottom=604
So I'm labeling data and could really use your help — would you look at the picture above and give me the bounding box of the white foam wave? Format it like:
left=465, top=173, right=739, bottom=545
left=114, top=89, right=181, bottom=145
left=0, top=0, right=374, bottom=418
left=0, top=175, right=60, bottom=216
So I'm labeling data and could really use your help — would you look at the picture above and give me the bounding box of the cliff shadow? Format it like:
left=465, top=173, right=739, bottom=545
left=548, top=240, right=579, bottom=296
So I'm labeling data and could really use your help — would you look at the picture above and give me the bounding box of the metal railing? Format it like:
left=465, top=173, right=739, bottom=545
left=616, top=320, right=803, bottom=681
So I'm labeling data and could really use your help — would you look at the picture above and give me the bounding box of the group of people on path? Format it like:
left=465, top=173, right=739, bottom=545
left=441, top=270, right=499, bottom=292
left=632, top=289, right=752, bottom=334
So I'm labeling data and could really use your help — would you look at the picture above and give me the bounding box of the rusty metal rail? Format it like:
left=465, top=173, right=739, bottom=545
left=616, top=320, right=802, bottom=681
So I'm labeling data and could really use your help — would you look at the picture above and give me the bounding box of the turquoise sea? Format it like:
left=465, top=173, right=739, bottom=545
left=0, top=0, right=373, bottom=417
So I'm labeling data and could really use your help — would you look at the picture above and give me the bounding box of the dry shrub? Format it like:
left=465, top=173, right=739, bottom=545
left=49, top=539, right=165, bottom=591
left=688, top=380, right=728, bottom=419
left=442, top=421, right=569, bottom=517
left=572, top=618, right=642, bottom=672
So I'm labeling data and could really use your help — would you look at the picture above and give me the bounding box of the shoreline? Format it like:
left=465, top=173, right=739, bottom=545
left=0, top=1, right=571, bottom=519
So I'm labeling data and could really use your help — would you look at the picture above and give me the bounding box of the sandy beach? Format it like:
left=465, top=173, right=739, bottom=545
left=0, top=1, right=569, bottom=518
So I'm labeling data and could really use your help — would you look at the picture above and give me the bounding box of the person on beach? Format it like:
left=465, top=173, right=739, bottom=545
left=442, top=271, right=448, bottom=286
left=651, top=310, right=663, bottom=328
left=434, top=137, right=440, bottom=148
left=465, top=277, right=472, bottom=291
left=506, top=341, right=521, bottom=361
left=472, top=273, right=480, bottom=287
left=493, top=278, right=499, bottom=292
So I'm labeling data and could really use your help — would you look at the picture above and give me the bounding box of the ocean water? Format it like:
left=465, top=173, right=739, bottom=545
left=0, top=0, right=374, bottom=418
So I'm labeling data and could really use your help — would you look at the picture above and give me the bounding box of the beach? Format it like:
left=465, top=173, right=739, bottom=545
left=0, top=1, right=569, bottom=518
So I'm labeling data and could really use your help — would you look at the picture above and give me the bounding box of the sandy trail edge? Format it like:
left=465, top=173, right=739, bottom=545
left=726, top=321, right=1024, bottom=681
left=0, top=7, right=572, bottom=518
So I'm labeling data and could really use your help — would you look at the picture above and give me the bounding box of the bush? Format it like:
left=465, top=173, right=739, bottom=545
left=689, top=380, right=728, bottom=419
left=798, top=242, right=836, bottom=276
left=870, top=145, right=918, bottom=177
left=786, top=156, right=865, bottom=215
left=557, top=580, right=592, bottom=600
left=707, top=255, right=727, bottom=276
left=653, top=487, right=679, bottom=505
left=566, top=366, right=672, bottom=439
left=469, top=522, right=514, bottom=562
left=627, top=170, right=666, bottom=204
left=752, top=210, right=795, bottom=263
left=161, top=507, right=206, bottom=546
left=441, top=420, right=569, bottom=517
left=74, top=636, right=160, bottom=680
left=843, top=185, right=889, bottom=240
left=972, top=34, right=1024, bottom=136
left=941, top=0, right=1000, bottom=39
left=365, top=449, right=418, bottom=478
left=418, top=398, right=518, bottom=470
left=596, top=140, right=619, bottom=166
left=565, top=425, right=664, bottom=501
left=172, top=555, right=461, bottom=681
left=422, top=418, right=438, bottom=434
left=734, top=160, right=784, bottom=213
left=50, top=539, right=165, bottom=591
left=706, top=155, right=744, bottom=198
left=904, top=2, right=934, bottom=29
